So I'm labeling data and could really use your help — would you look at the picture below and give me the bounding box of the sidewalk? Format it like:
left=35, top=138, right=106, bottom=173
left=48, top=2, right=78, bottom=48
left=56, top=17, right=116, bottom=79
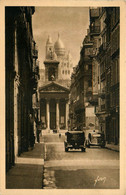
left=6, top=142, right=45, bottom=189
left=105, top=143, right=119, bottom=152
left=42, top=129, right=67, bottom=135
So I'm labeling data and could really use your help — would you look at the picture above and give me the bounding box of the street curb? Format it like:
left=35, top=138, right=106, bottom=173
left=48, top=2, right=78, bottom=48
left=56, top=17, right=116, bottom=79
left=42, top=142, right=45, bottom=189
left=105, top=146, right=119, bottom=152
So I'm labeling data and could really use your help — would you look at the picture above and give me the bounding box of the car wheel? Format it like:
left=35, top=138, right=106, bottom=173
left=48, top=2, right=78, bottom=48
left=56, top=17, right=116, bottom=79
left=65, top=147, right=68, bottom=152
left=86, top=140, right=90, bottom=148
left=81, top=148, right=86, bottom=152
left=86, top=143, right=90, bottom=148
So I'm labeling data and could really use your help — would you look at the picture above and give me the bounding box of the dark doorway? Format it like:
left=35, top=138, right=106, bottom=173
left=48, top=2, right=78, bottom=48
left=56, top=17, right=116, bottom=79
left=50, top=112, right=56, bottom=129
left=50, top=99, right=56, bottom=129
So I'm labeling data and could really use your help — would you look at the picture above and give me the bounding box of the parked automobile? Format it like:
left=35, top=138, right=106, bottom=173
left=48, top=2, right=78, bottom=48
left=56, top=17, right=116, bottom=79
left=64, top=130, right=86, bottom=152
left=85, top=130, right=106, bottom=148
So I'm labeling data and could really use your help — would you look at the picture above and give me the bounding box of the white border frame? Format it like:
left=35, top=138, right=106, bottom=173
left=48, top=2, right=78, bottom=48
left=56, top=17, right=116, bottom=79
left=0, top=1, right=125, bottom=195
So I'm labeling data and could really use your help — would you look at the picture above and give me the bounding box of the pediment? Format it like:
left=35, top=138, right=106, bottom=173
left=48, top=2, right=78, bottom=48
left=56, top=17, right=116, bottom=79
left=39, top=82, right=69, bottom=93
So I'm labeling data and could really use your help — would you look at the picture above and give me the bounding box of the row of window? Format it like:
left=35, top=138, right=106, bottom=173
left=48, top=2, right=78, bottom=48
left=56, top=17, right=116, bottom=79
left=100, top=58, right=119, bottom=88
left=111, top=26, right=119, bottom=55
left=110, top=89, right=119, bottom=108
left=61, top=63, right=73, bottom=68
left=62, top=70, right=70, bottom=75
left=111, top=58, right=119, bottom=85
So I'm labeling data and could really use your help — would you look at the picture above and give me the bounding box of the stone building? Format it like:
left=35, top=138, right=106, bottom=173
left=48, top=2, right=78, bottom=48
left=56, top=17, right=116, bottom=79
left=39, top=35, right=73, bottom=131
left=109, top=7, right=120, bottom=144
left=69, top=29, right=98, bottom=130
left=88, top=8, right=101, bottom=130
left=69, top=7, right=120, bottom=147
left=94, top=7, right=120, bottom=145
left=5, top=7, right=39, bottom=171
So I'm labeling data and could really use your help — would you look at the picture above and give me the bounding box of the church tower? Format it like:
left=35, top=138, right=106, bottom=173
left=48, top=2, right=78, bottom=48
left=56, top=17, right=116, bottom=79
left=44, top=35, right=59, bottom=81
left=46, top=35, right=54, bottom=59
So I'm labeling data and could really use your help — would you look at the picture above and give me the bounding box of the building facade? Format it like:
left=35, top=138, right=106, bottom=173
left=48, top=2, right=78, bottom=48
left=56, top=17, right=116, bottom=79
left=69, top=29, right=98, bottom=130
left=6, top=7, right=39, bottom=171
left=39, top=35, right=72, bottom=131
left=94, top=7, right=120, bottom=145
left=69, top=7, right=120, bottom=147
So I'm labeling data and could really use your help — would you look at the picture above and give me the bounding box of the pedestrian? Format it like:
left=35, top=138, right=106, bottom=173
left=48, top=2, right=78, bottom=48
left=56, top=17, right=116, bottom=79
left=37, top=120, right=41, bottom=143
left=59, top=133, right=61, bottom=138
left=29, top=113, right=35, bottom=149
left=30, top=132, right=35, bottom=150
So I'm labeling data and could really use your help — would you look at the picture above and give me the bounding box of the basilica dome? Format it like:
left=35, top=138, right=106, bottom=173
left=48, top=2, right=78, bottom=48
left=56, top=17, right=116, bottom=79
left=54, top=34, right=65, bottom=57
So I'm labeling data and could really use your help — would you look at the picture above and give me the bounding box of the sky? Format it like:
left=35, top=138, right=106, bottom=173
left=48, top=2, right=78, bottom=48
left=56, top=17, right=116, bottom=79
left=32, top=7, right=89, bottom=69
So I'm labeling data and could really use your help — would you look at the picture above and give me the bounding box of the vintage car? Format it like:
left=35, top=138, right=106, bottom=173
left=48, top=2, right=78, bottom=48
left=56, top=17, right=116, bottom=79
left=64, top=130, right=86, bottom=152
left=85, top=130, right=106, bottom=148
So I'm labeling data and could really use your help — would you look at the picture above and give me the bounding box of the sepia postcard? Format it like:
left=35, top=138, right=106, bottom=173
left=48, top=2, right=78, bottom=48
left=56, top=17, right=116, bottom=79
left=0, top=0, right=126, bottom=195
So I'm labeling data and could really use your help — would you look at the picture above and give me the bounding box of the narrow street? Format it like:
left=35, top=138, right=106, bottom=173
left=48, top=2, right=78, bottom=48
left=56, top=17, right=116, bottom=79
left=4, top=6, right=122, bottom=194
left=41, top=133, right=119, bottom=189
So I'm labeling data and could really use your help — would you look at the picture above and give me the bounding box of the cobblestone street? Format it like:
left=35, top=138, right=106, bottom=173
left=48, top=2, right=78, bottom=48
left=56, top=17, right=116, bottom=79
left=42, top=134, right=119, bottom=189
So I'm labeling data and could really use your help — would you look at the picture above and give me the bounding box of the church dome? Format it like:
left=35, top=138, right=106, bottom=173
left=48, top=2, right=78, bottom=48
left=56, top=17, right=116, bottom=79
left=54, top=34, right=65, bottom=49
left=54, top=34, right=65, bottom=56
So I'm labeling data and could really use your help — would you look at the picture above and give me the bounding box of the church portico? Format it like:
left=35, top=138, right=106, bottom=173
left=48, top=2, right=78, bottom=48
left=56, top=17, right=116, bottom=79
left=39, top=82, right=69, bottom=131
left=40, top=97, right=69, bottom=131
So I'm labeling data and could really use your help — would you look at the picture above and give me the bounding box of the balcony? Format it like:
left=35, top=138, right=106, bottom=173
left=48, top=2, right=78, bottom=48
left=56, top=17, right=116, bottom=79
left=90, top=26, right=100, bottom=34
left=98, top=87, right=106, bottom=98
left=34, top=65, right=39, bottom=75
left=90, top=8, right=100, bottom=18
left=31, top=72, right=39, bottom=92
left=32, top=73, right=38, bottom=82
left=32, top=48, right=38, bottom=58
left=98, top=43, right=106, bottom=54
left=33, top=60, right=40, bottom=79
left=101, top=104, right=106, bottom=111
left=88, top=94, right=98, bottom=106
left=32, top=40, right=38, bottom=59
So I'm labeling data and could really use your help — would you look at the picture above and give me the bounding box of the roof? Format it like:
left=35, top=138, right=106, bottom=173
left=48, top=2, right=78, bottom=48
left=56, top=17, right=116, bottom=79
left=39, top=81, right=70, bottom=93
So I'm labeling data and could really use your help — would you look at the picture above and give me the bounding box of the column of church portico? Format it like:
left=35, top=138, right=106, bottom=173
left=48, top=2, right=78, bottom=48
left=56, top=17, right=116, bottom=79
left=65, top=100, right=69, bottom=130
left=46, top=99, right=50, bottom=131
left=38, top=108, right=40, bottom=121
left=56, top=99, right=60, bottom=132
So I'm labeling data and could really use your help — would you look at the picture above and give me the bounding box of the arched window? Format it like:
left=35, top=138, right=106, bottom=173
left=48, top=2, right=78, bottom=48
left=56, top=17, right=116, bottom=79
left=48, top=67, right=56, bottom=81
